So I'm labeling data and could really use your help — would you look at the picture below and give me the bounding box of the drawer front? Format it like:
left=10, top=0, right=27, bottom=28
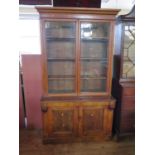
left=120, top=118, right=135, bottom=133
left=123, top=87, right=135, bottom=96
left=121, top=109, right=135, bottom=122
left=120, top=108, right=135, bottom=133
left=122, top=97, right=135, bottom=110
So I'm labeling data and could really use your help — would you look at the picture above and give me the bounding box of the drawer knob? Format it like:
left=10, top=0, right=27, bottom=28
left=41, top=103, right=48, bottom=112
left=61, top=112, right=64, bottom=117
left=90, top=113, right=94, bottom=117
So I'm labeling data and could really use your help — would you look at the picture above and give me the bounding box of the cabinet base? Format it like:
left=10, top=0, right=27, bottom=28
left=42, top=135, right=112, bottom=144
left=41, top=97, right=115, bottom=144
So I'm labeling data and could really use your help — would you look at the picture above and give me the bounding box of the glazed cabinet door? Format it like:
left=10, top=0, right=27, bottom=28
left=79, top=21, right=111, bottom=95
left=43, top=20, right=77, bottom=95
left=43, top=104, right=78, bottom=140
left=43, top=19, right=113, bottom=96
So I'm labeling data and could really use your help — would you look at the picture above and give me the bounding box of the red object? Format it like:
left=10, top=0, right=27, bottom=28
left=22, top=55, right=42, bottom=129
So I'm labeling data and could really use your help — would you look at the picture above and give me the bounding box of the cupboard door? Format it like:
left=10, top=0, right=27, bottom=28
left=79, top=106, right=104, bottom=137
left=44, top=21, right=77, bottom=94
left=47, top=106, right=78, bottom=137
left=79, top=22, right=110, bottom=93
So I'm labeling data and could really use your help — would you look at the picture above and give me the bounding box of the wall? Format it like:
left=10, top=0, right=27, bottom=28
left=101, top=0, right=134, bottom=9
left=21, top=55, right=42, bottom=129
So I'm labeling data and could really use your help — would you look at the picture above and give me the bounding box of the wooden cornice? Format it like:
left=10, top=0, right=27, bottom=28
left=36, top=6, right=120, bottom=16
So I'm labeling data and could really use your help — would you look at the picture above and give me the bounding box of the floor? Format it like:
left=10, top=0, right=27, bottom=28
left=19, top=129, right=135, bottom=155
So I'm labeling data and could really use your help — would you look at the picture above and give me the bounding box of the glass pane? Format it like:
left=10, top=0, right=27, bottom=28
left=80, top=59, right=107, bottom=93
left=81, top=60, right=107, bottom=78
left=47, top=41, right=75, bottom=59
left=122, top=61, right=135, bottom=78
left=45, top=22, right=75, bottom=38
left=48, top=79, right=74, bottom=93
left=81, top=41, right=108, bottom=58
left=81, top=22, right=110, bottom=38
left=80, top=22, right=109, bottom=93
left=45, top=21, right=76, bottom=93
left=81, top=79, right=106, bottom=92
left=122, top=24, right=135, bottom=78
left=48, top=61, right=75, bottom=76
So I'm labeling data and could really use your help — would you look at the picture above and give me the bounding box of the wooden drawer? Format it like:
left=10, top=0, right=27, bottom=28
left=120, top=108, right=135, bottom=133
left=120, top=118, right=135, bottom=133
left=121, top=109, right=135, bottom=121
left=122, top=97, right=135, bottom=110
left=123, top=87, right=135, bottom=96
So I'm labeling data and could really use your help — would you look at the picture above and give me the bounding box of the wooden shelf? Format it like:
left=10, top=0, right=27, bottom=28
left=47, top=58, right=108, bottom=62
left=46, top=26, right=75, bottom=29
left=81, top=76, right=106, bottom=79
left=47, top=58, right=75, bottom=61
left=81, top=89, right=105, bottom=92
left=48, top=89, right=74, bottom=93
left=46, top=37, right=75, bottom=41
left=48, top=77, right=75, bottom=80
left=48, top=75, right=75, bottom=79
left=80, top=58, right=108, bottom=61
left=81, top=37, right=108, bottom=42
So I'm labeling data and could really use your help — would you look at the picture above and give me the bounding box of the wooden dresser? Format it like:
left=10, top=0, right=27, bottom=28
left=36, top=7, right=120, bottom=143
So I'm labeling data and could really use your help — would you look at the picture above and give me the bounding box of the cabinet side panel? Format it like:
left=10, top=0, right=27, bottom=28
left=104, top=108, right=114, bottom=136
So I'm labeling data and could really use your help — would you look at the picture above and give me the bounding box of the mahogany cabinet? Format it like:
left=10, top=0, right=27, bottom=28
left=112, top=6, right=135, bottom=139
left=36, top=7, right=120, bottom=143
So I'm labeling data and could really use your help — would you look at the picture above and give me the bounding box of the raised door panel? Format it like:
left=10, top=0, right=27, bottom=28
left=80, top=106, right=104, bottom=137
left=47, top=106, right=78, bottom=137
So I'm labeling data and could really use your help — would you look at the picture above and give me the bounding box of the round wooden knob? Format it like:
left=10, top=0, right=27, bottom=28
left=90, top=113, right=94, bottom=117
